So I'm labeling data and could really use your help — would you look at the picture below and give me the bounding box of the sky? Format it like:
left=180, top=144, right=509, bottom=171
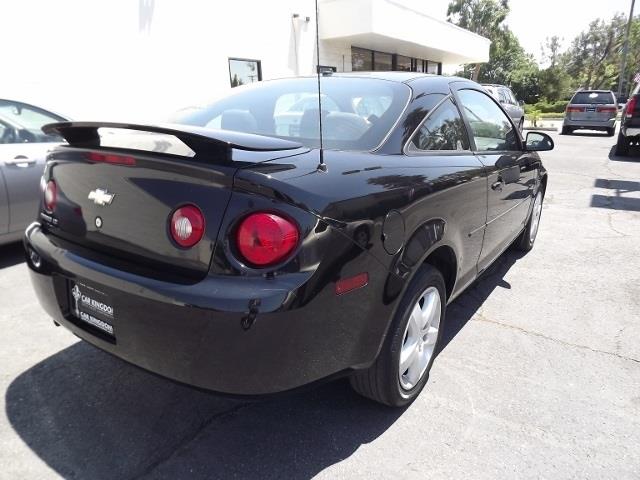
left=405, top=0, right=634, bottom=63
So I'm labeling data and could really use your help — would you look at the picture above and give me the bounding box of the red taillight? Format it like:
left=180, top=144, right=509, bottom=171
left=596, top=106, right=617, bottom=114
left=236, top=213, right=299, bottom=267
left=626, top=97, right=637, bottom=117
left=87, top=151, right=136, bottom=166
left=169, top=205, right=205, bottom=248
left=566, top=106, right=585, bottom=113
left=44, top=180, right=57, bottom=212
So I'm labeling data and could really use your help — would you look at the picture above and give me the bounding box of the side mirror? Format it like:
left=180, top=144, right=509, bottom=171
left=525, top=132, right=554, bottom=152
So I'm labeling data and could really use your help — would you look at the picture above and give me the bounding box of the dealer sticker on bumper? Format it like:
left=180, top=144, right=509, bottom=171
left=70, top=283, right=115, bottom=336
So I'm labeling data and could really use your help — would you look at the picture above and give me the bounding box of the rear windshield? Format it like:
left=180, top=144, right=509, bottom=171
left=571, top=91, right=615, bottom=105
left=173, top=77, right=411, bottom=151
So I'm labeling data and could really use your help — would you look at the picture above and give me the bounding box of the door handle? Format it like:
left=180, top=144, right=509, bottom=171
left=5, top=156, right=36, bottom=167
left=491, top=178, right=504, bottom=191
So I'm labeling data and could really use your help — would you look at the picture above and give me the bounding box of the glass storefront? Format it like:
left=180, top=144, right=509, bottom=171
left=373, top=51, right=393, bottom=71
left=351, top=47, right=441, bottom=74
left=352, top=47, right=373, bottom=71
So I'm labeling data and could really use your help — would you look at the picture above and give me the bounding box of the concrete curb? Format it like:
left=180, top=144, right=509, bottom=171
left=523, top=127, right=558, bottom=132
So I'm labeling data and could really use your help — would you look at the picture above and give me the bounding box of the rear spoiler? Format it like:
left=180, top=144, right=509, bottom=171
left=42, top=121, right=303, bottom=162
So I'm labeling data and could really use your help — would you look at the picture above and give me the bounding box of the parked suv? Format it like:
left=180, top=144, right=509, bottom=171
left=615, top=83, right=640, bottom=156
left=562, top=90, right=617, bottom=136
left=482, top=84, right=525, bottom=131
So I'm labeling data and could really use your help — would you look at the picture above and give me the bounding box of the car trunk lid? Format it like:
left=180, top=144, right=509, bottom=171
left=40, top=122, right=305, bottom=280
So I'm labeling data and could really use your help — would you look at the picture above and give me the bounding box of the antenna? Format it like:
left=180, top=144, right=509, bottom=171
left=314, top=0, right=326, bottom=171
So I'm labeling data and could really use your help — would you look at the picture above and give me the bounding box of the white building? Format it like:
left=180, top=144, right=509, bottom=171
left=2, top=0, right=489, bottom=122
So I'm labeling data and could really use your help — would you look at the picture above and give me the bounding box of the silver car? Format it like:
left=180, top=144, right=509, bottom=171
left=562, top=90, right=617, bottom=136
left=0, top=99, right=68, bottom=245
left=482, top=84, right=525, bottom=131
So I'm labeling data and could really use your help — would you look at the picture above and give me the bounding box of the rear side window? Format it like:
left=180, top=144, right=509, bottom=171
left=409, top=98, right=470, bottom=152
left=571, top=92, right=615, bottom=104
left=458, top=89, right=519, bottom=152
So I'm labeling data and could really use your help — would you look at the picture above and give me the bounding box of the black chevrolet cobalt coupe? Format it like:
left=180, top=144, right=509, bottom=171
left=25, top=73, right=552, bottom=407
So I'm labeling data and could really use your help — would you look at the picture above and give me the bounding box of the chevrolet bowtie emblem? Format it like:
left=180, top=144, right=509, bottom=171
left=88, top=188, right=115, bottom=206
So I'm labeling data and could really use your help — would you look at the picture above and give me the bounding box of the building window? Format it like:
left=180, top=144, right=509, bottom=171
left=426, top=61, right=439, bottom=75
left=352, top=47, right=373, bottom=71
left=228, top=58, right=262, bottom=88
left=396, top=55, right=412, bottom=72
left=373, top=51, right=392, bottom=71
left=350, top=47, right=442, bottom=75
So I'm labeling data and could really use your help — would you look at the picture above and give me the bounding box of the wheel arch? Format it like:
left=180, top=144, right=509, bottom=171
left=422, top=245, right=457, bottom=301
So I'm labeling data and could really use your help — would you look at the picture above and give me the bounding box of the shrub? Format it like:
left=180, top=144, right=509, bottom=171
left=523, top=100, right=568, bottom=114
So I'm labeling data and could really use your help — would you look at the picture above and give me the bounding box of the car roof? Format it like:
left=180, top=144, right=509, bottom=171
left=331, top=71, right=471, bottom=85
left=573, top=89, right=613, bottom=93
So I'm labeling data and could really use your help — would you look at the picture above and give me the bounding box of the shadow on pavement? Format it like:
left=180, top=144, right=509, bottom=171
left=5, top=252, right=521, bottom=479
left=0, top=242, right=25, bottom=269
left=440, top=250, right=522, bottom=351
left=591, top=178, right=640, bottom=213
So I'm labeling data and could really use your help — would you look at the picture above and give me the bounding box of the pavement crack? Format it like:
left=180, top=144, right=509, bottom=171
left=129, top=402, right=250, bottom=480
left=473, top=314, right=640, bottom=365
left=606, top=212, right=632, bottom=237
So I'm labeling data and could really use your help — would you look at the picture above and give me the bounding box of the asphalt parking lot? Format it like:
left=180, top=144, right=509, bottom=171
left=1, top=131, right=639, bottom=479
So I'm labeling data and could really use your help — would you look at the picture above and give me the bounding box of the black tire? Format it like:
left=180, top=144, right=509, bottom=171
left=350, top=264, right=446, bottom=407
left=514, top=188, right=544, bottom=252
left=606, top=127, right=615, bottom=137
left=561, top=126, right=572, bottom=135
left=615, top=132, right=629, bottom=156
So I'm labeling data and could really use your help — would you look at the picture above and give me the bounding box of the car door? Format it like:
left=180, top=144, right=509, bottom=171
left=0, top=101, right=66, bottom=234
left=404, top=96, right=487, bottom=291
left=455, top=88, right=537, bottom=272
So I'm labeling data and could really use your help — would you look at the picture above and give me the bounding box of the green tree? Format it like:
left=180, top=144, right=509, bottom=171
left=447, top=0, right=510, bottom=81
left=562, top=14, right=626, bottom=91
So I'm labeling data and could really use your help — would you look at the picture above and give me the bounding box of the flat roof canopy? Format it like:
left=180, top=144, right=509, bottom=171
left=319, top=0, right=491, bottom=65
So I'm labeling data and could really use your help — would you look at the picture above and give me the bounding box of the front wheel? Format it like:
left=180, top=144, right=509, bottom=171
left=514, top=189, right=544, bottom=252
left=350, top=265, right=445, bottom=407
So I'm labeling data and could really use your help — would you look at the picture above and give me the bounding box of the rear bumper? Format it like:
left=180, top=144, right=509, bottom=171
left=25, top=223, right=394, bottom=395
left=563, top=118, right=616, bottom=130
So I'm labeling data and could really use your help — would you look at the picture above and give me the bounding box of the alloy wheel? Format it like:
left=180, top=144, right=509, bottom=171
left=399, top=286, right=441, bottom=391
left=529, top=191, right=543, bottom=243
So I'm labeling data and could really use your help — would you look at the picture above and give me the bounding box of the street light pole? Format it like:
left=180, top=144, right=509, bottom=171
left=617, top=0, right=636, bottom=100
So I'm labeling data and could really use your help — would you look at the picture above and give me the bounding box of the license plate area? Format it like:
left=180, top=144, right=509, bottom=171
left=68, top=280, right=116, bottom=342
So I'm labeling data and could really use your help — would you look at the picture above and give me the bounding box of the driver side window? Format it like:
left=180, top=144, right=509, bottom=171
left=0, top=101, right=64, bottom=144
left=457, top=89, right=519, bottom=152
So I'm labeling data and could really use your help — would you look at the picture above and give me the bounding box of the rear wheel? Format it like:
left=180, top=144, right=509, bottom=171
left=606, top=127, right=616, bottom=137
left=350, top=265, right=445, bottom=407
left=615, top=132, right=629, bottom=156
left=514, top=189, right=544, bottom=252
left=561, top=126, right=572, bottom=135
